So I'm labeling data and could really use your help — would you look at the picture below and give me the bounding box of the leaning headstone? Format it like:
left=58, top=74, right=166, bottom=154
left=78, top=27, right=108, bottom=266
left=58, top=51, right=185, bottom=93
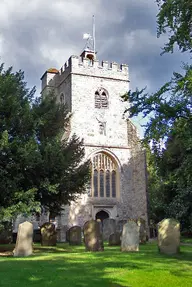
left=158, top=218, right=180, bottom=255
left=137, top=218, right=147, bottom=244
left=40, top=222, right=57, bottom=246
left=103, top=218, right=116, bottom=241
left=13, top=221, right=33, bottom=257
left=60, top=225, right=68, bottom=242
left=121, top=221, right=139, bottom=252
left=109, top=232, right=121, bottom=246
left=83, top=220, right=104, bottom=251
left=69, top=226, right=82, bottom=245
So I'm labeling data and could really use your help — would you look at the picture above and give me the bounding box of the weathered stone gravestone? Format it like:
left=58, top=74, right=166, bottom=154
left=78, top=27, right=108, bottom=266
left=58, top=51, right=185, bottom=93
left=103, top=218, right=116, bottom=241
left=83, top=220, right=104, bottom=251
left=158, top=218, right=180, bottom=255
left=109, top=232, right=121, bottom=246
left=69, top=226, right=82, bottom=245
left=13, top=221, right=33, bottom=257
left=116, top=220, right=127, bottom=234
left=121, top=221, right=139, bottom=252
left=137, top=218, right=147, bottom=244
left=57, top=225, right=68, bottom=242
left=40, top=222, right=57, bottom=246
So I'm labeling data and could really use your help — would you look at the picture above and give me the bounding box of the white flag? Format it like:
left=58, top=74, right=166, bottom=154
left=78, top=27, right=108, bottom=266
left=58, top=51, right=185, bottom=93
left=83, top=33, right=91, bottom=40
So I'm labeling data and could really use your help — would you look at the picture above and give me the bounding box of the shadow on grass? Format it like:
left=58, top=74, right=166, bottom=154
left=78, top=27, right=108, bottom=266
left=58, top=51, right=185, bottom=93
left=0, top=243, right=191, bottom=287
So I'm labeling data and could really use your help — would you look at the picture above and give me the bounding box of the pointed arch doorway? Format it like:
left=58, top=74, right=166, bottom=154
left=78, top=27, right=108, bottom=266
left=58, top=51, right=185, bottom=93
left=95, top=210, right=109, bottom=223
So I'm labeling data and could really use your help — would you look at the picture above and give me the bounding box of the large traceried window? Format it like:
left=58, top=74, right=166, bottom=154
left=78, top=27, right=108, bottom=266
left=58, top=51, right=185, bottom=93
left=95, top=88, right=108, bottom=108
left=91, top=153, right=119, bottom=198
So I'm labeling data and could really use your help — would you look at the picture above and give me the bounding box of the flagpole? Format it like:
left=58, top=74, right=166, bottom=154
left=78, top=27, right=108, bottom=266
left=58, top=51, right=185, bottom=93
left=93, top=15, right=95, bottom=54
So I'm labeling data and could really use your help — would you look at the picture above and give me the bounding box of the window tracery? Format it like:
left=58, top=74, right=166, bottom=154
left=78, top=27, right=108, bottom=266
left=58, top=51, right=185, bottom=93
left=91, top=153, right=118, bottom=198
left=95, top=88, right=108, bottom=108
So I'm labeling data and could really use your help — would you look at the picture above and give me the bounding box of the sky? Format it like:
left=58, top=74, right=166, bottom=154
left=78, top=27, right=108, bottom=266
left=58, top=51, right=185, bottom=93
left=0, top=0, right=189, bottom=135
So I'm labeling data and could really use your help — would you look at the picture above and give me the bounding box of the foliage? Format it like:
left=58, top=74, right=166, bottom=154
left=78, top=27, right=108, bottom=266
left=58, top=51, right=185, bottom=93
left=123, top=65, right=192, bottom=230
left=0, top=64, right=40, bottom=223
left=122, top=64, right=192, bottom=143
left=122, top=0, right=192, bottom=229
left=0, top=63, right=90, bottom=224
left=0, top=243, right=192, bottom=287
left=145, top=119, right=192, bottom=230
left=30, top=94, right=91, bottom=214
left=156, top=0, right=192, bottom=54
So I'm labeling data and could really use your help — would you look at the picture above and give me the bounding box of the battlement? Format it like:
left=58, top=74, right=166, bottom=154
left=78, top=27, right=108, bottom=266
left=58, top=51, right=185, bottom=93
left=41, top=55, right=129, bottom=94
left=59, top=55, right=128, bottom=76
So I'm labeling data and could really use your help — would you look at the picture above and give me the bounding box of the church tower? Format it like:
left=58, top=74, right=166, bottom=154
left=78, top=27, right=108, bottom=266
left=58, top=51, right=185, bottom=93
left=40, top=29, right=148, bottom=241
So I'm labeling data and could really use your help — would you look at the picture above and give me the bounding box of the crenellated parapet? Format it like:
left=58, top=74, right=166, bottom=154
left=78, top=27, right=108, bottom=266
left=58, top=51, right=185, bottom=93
left=58, top=55, right=129, bottom=82
left=41, top=55, right=129, bottom=95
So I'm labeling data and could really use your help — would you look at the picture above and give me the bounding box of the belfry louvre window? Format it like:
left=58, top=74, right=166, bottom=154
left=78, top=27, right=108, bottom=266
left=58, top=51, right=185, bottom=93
left=91, top=153, right=118, bottom=198
left=95, top=88, right=108, bottom=108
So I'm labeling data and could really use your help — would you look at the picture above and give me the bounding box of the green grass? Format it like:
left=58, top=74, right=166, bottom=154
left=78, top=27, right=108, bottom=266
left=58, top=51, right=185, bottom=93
left=0, top=242, right=192, bottom=287
left=181, top=237, right=192, bottom=244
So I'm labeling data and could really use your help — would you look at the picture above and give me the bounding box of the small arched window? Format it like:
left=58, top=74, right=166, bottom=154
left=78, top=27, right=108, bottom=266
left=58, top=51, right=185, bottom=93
left=60, top=93, right=65, bottom=104
left=95, top=88, right=108, bottom=109
left=91, top=152, right=119, bottom=198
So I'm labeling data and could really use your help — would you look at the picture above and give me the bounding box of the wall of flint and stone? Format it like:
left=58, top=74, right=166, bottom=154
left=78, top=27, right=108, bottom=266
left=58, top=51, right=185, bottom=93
left=14, top=55, right=148, bottom=240
left=43, top=55, right=148, bottom=241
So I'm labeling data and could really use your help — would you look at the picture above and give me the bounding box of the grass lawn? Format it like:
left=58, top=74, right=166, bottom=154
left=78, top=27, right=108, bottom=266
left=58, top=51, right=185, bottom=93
left=0, top=242, right=192, bottom=287
left=181, top=237, right=192, bottom=244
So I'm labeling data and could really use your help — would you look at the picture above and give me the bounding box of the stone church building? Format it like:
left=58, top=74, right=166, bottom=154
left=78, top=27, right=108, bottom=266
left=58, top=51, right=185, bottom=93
left=39, top=45, right=148, bottom=240
left=13, top=43, right=148, bottom=241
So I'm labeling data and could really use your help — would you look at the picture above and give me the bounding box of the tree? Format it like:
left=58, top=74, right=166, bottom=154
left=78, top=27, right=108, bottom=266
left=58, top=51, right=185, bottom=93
left=122, top=0, right=192, bottom=231
left=0, top=64, right=90, bottom=227
left=0, top=64, right=40, bottom=226
left=122, top=63, right=192, bottom=145
left=146, top=118, right=192, bottom=231
left=31, top=94, right=91, bottom=215
left=156, top=0, right=192, bottom=54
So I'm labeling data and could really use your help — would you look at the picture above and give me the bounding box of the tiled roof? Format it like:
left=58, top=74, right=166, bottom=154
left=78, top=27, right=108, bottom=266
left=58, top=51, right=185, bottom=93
left=47, top=68, right=59, bottom=73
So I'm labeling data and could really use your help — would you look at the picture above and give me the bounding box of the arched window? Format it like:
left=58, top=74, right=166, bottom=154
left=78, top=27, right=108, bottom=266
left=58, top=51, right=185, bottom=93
left=112, top=170, right=116, bottom=198
left=60, top=93, right=65, bottom=104
left=95, top=88, right=108, bottom=109
left=93, top=170, right=98, bottom=197
left=91, top=152, right=118, bottom=198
